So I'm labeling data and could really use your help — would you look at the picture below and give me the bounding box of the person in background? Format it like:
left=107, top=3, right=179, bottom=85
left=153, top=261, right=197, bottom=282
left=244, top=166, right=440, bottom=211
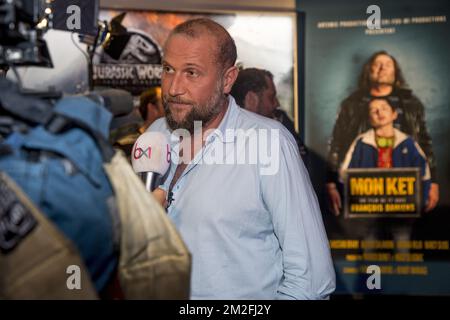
left=110, top=86, right=164, bottom=160
left=231, top=67, right=308, bottom=162
left=138, top=86, right=165, bottom=133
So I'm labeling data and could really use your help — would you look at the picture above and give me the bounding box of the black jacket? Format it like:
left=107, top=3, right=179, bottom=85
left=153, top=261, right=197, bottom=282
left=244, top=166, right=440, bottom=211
left=273, top=108, right=308, bottom=163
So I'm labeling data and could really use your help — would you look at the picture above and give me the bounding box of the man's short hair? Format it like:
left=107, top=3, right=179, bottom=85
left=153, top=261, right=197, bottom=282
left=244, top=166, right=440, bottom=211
left=230, top=68, right=273, bottom=107
left=168, top=18, right=237, bottom=71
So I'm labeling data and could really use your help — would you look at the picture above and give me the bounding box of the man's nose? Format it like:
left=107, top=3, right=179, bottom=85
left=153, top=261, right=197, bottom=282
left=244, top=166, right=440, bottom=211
left=274, top=97, right=280, bottom=108
left=272, top=97, right=280, bottom=109
left=168, top=73, right=185, bottom=97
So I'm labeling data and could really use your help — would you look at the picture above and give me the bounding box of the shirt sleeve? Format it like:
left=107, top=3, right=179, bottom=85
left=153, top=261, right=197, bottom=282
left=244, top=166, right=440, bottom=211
left=260, top=131, right=336, bottom=300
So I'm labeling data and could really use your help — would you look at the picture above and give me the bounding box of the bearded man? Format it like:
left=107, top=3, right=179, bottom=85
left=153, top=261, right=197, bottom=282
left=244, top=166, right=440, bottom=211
left=148, top=18, right=335, bottom=299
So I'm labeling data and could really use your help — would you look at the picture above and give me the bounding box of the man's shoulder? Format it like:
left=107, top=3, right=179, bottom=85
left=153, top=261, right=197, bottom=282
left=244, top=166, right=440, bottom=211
left=338, top=89, right=369, bottom=112
left=393, top=88, right=424, bottom=110
left=273, top=109, right=296, bottom=130
left=234, top=107, right=295, bottom=144
left=235, top=107, right=286, bottom=132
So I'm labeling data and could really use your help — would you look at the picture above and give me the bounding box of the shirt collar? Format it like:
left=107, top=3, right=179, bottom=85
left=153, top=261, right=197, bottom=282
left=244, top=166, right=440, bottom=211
left=209, top=95, right=239, bottom=144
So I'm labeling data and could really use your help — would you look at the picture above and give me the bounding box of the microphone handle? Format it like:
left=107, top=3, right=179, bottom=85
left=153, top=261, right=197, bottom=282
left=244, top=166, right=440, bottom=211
left=140, top=172, right=159, bottom=192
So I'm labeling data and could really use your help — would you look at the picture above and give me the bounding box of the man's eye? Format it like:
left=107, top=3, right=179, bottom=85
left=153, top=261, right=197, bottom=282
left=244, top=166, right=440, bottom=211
left=186, top=70, right=198, bottom=77
left=163, top=66, right=173, bottom=73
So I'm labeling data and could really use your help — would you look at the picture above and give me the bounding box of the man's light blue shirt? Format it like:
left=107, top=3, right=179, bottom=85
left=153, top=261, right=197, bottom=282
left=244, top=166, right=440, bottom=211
left=148, top=96, right=335, bottom=299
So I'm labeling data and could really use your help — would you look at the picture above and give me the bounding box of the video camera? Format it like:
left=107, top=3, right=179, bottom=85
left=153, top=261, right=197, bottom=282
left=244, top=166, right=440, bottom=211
left=0, top=0, right=53, bottom=67
left=0, top=0, right=134, bottom=136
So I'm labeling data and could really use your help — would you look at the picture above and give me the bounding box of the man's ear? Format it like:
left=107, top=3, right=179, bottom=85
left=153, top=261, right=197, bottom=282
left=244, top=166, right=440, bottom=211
left=244, top=91, right=259, bottom=113
left=222, top=65, right=239, bottom=94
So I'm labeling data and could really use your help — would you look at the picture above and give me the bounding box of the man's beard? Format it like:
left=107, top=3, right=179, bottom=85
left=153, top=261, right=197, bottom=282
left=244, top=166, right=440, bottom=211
left=163, top=80, right=225, bottom=133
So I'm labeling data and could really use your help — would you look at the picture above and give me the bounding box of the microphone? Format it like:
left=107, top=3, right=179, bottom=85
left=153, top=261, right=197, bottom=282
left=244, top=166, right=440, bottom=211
left=131, top=131, right=171, bottom=192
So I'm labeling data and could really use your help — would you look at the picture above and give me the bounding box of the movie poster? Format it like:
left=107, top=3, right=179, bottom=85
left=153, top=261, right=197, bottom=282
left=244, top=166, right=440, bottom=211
left=298, top=0, right=450, bottom=295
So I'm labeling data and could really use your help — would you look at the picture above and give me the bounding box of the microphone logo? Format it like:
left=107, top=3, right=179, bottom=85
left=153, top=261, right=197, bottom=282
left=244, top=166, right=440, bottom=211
left=133, top=146, right=152, bottom=160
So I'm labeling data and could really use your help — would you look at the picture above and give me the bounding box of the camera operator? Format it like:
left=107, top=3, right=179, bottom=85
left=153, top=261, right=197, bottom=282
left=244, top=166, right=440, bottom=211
left=0, top=0, right=190, bottom=300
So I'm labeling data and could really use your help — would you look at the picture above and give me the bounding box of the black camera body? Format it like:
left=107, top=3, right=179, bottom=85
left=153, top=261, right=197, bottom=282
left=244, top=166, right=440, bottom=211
left=0, top=0, right=53, bottom=67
